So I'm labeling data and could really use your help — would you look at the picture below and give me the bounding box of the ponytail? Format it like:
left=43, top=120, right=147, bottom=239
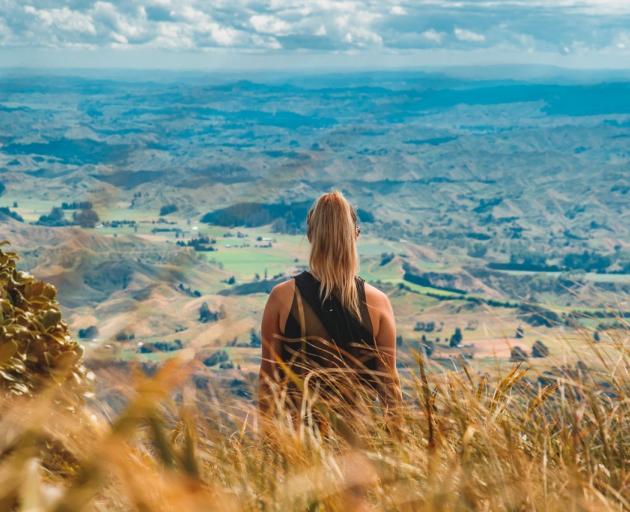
left=307, top=191, right=360, bottom=319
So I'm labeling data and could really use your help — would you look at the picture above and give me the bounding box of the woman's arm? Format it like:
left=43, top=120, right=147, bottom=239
left=258, top=288, right=281, bottom=416
left=373, top=292, right=402, bottom=409
left=258, top=281, right=293, bottom=416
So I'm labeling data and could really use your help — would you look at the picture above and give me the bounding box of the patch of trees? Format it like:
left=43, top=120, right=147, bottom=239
left=106, top=220, right=137, bottom=228
left=62, top=201, right=93, bottom=210
left=449, top=327, right=463, bottom=348
left=35, top=205, right=99, bottom=228
left=596, top=321, right=629, bottom=331
left=414, top=321, right=436, bottom=332
left=562, top=251, right=612, bottom=273
left=229, top=378, right=252, bottom=398
left=178, top=283, right=201, bottom=298
left=177, top=236, right=216, bottom=252
left=611, top=183, right=629, bottom=194
left=466, top=232, right=492, bottom=241
left=152, top=227, right=183, bottom=235
left=203, top=350, right=229, bottom=367
left=479, top=214, right=519, bottom=226
left=138, top=339, right=183, bottom=353
left=201, top=200, right=374, bottom=234
left=467, top=243, right=488, bottom=258
left=379, top=252, right=395, bottom=266
left=36, top=207, right=69, bottom=227
left=491, top=250, right=623, bottom=274
left=159, top=204, right=178, bottom=216
left=532, top=340, right=550, bottom=358
left=420, top=335, right=435, bottom=357
left=357, top=208, right=375, bottom=223
left=115, top=330, right=135, bottom=341
left=517, top=303, right=560, bottom=327
left=250, top=329, right=261, bottom=347
left=199, top=302, right=225, bottom=323
left=566, top=310, right=630, bottom=320
left=0, top=207, right=24, bottom=222
left=488, top=252, right=561, bottom=272
left=402, top=264, right=468, bottom=295
left=73, top=208, right=100, bottom=228
left=218, top=277, right=285, bottom=296
left=510, top=346, right=529, bottom=362
left=201, top=201, right=311, bottom=232
left=473, top=197, right=502, bottom=214
left=78, top=325, right=98, bottom=339
left=506, top=225, right=525, bottom=239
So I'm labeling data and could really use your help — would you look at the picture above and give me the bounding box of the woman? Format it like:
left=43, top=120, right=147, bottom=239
left=258, top=191, right=401, bottom=419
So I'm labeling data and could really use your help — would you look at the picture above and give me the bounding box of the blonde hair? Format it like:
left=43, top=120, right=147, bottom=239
left=306, top=190, right=361, bottom=319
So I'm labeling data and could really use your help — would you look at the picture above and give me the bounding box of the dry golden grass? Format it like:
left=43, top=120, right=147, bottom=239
left=0, top=329, right=627, bottom=512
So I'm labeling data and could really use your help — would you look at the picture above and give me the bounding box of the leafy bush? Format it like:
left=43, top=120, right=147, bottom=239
left=532, top=340, right=550, bottom=358
left=203, top=349, right=229, bottom=367
left=159, top=204, right=178, bottom=216
left=449, top=327, right=463, bottom=347
left=115, top=330, right=135, bottom=341
left=78, top=325, right=98, bottom=340
left=199, top=302, right=224, bottom=323
left=510, top=346, right=529, bottom=362
left=0, top=207, right=24, bottom=222
left=139, top=339, right=183, bottom=353
left=73, top=208, right=100, bottom=228
left=36, top=206, right=68, bottom=227
left=0, top=241, right=88, bottom=397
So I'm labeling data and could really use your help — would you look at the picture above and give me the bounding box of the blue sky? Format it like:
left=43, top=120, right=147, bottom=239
left=1, top=1, right=630, bottom=69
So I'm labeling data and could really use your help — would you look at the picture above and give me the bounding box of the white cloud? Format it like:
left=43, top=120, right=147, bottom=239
left=335, top=12, right=382, bottom=47
left=454, top=27, right=486, bottom=43
left=24, top=5, right=96, bottom=35
left=250, top=15, right=292, bottom=36
left=390, top=6, right=406, bottom=16
left=422, top=29, right=445, bottom=44
left=0, top=0, right=628, bottom=65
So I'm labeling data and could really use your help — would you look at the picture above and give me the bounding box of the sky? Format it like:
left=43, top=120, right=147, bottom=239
left=1, top=0, right=630, bottom=70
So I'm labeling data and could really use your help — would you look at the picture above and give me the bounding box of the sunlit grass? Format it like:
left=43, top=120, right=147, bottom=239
left=0, top=326, right=627, bottom=511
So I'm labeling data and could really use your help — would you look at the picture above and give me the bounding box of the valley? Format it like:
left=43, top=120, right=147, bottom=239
left=0, top=69, right=628, bottom=400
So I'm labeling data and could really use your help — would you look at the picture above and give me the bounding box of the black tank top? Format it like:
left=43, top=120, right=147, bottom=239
left=279, top=271, right=380, bottom=407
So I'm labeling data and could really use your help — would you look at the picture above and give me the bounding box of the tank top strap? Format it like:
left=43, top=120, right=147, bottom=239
left=355, top=276, right=372, bottom=334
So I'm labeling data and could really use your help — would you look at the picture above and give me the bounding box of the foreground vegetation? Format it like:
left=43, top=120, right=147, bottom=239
left=0, top=340, right=627, bottom=511
left=1, top=244, right=628, bottom=511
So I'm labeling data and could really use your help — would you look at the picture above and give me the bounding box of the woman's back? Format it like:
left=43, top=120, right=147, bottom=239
left=260, top=270, right=399, bottom=413
left=280, top=271, right=378, bottom=401
left=258, top=191, right=401, bottom=417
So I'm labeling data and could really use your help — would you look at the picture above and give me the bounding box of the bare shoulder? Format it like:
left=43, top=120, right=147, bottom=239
left=268, top=278, right=295, bottom=304
left=363, top=282, right=392, bottom=311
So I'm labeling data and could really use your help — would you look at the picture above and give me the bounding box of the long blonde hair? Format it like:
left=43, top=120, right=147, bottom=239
left=306, top=191, right=361, bottom=319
